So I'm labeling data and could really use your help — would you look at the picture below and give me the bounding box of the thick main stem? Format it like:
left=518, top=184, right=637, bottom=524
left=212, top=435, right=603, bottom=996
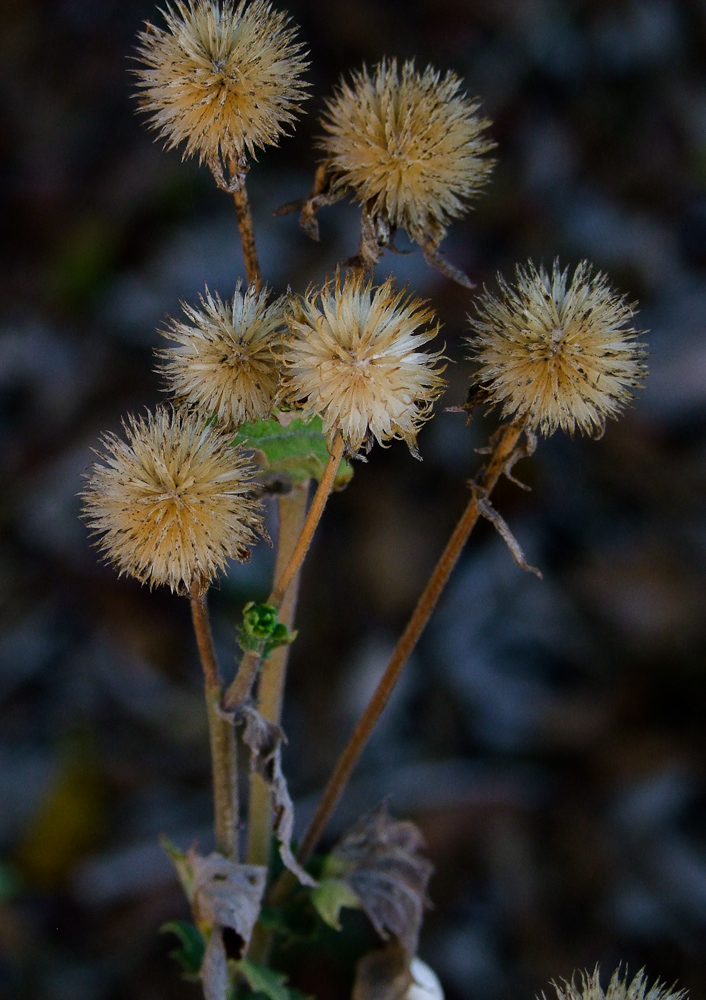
left=190, top=587, right=239, bottom=859
left=294, top=421, right=524, bottom=868
left=233, top=174, right=262, bottom=292
left=223, top=434, right=344, bottom=711
left=246, top=483, right=309, bottom=867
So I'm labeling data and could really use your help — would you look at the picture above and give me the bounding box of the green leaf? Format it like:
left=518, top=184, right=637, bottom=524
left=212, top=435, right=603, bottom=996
left=233, top=414, right=353, bottom=487
left=161, top=920, right=205, bottom=981
left=161, top=837, right=195, bottom=902
left=310, top=877, right=360, bottom=930
left=237, top=603, right=297, bottom=659
left=238, top=958, right=291, bottom=1000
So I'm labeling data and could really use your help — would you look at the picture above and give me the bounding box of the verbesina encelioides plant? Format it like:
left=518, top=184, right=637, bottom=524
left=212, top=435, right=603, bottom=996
left=80, top=2, right=655, bottom=999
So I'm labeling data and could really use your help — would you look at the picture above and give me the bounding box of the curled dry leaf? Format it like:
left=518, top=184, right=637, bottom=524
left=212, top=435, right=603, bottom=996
left=329, top=802, right=433, bottom=955
left=241, top=707, right=317, bottom=887
left=190, top=850, right=267, bottom=947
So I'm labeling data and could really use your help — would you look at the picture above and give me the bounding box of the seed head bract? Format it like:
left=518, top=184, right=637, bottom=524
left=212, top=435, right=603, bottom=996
left=82, top=407, right=264, bottom=594
left=135, top=0, right=308, bottom=188
left=319, top=59, right=494, bottom=248
left=158, top=283, right=286, bottom=429
left=281, top=272, right=446, bottom=456
left=467, top=260, right=646, bottom=436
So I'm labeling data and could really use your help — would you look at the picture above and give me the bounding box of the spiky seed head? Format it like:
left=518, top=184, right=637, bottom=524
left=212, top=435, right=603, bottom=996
left=319, top=59, right=494, bottom=247
left=158, top=283, right=286, bottom=429
left=547, top=967, right=685, bottom=1000
left=281, top=272, right=446, bottom=456
left=467, top=260, right=646, bottom=436
left=82, top=406, right=264, bottom=594
left=135, top=0, right=308, bottom=187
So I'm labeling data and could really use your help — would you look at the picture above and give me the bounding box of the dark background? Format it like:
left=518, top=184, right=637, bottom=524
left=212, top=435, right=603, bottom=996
left=2, top=0, right=706, bottom=998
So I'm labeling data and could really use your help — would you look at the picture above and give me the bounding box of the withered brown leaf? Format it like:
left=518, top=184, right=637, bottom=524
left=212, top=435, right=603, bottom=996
left=329, top=802, right=433, bottom=955
left=241, top=707, right=316, bottom=887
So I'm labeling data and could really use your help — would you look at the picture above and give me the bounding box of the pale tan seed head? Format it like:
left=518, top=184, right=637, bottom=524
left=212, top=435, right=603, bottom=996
left=157, top=283, right=286, bottom=429
left=547, top=968, right=685, bottom=1000
left=281, top=272, right=446, bottom=456
left=319, top=59, right=494, bottom=247
left=467, top=260, right=647, bottom=436
left=82, top=406, right=264, bottom=594
left=135, top=0, right=309, bottom=188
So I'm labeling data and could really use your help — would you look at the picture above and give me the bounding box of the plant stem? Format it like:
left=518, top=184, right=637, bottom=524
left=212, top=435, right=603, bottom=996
left=293, top=420, right=524, bottom=867
left=246, top=482, right=309, bottom=867
left=233, top=172, right=262, bottom=291
left=270, top=433, right=344, bottom=610
left=223, top=435, right=345, bottom=711
left=190, top=586, right=239, bottom=859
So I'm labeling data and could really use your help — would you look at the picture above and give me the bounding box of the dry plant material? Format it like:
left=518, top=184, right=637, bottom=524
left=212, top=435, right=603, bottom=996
left=282, top=272, right=446, bottom=456
left=353, top=941, right=415, bottom=1000
left=158, top=283, right=286, bottom=428
left=548, top=969, right=686, bottom=1000
left=326, top=803, right=433, bottom=956
left=135, top=0, right=308, bottom=189
left=296, top=59, right=493, bottom=283
left=467, top=260, right=646, bottom=436
left=82, top=406, right=264, bottom=593
left=241, top=707, right=316, bottom=886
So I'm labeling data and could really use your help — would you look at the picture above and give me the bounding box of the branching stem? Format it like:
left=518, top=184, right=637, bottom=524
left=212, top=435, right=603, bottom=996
left=223, top=434, right=344, bottom=710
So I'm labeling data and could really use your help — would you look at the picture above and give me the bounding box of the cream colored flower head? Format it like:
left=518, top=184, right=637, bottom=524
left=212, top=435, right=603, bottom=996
left=548, top=967, right=685, bottom=1000
left=319, top=59, right=494, bottom=247
left=135, top=0, right=308, bottom=188
left=281, top=272, right=446, bottom=457
left=158, top=283, right=286, bottom=429
left=467, top=260, right=646, bottom=436
left=82, top=407, right=264, bottom=594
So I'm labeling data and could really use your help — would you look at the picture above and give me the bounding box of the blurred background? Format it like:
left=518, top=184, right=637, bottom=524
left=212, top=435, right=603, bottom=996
left=2, top=0, right=706, bottom=998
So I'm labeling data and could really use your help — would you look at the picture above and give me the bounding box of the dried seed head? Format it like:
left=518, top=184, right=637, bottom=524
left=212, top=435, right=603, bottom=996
left=82, top=406, right=264, bottom=593
left=158, top=283, right=286, bottom=429
left=548, top=968, right=685, bottom=1000
left=281, top=272, right=446, bottom=456
left=467, top=260, right=646, bottom=436
left=319, top=59, right=494, bottom=248
left=135, top=0, right=308, bottom=188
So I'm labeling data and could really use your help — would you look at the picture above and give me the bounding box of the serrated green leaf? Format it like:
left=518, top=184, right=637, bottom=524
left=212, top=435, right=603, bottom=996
left=310, top=877, right=360, bottom=930
left=161, top=920, right=205, bottom=980
left=238, top=958, right=291, bottom=1000
left=233, top=414, right=352, bottom=487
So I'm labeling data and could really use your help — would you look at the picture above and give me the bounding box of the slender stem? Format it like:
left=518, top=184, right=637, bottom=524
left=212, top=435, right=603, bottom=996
left=233, top=174, right=262, bottom=291
left=223, top=435, right=344, bottom=711
left=294, top=420, right=524, bottom=867
left=190, top=586, right=239, bottom=859
left=270, top=433, right=344, bottom=610
left=247, top=482, right=309, bottom=867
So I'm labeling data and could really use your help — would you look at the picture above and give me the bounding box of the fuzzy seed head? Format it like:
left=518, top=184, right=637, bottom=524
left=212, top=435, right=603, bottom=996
left=547, top=967, right=685, bottom=1000
left=319, top=59, right=494, bottom=246
left=158, top=283, right=285, bottom=429
left=82, top=407, right=264, bottom=593
left=467, top=260, right=646, bottom=436
left=135, top=0, right=308, bottom=184
left=281, top=272, right=446, bottom=456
